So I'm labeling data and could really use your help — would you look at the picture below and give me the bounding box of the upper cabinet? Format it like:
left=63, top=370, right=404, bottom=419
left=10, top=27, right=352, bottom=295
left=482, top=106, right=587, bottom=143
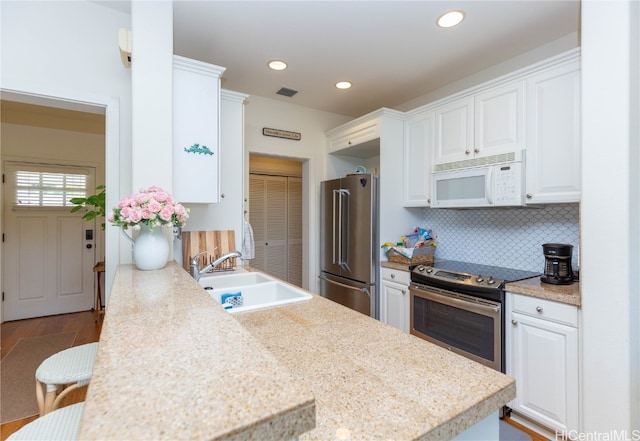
left=173, top=55, right=226, bottom=204
left=403, top=110, right=434, bottom=206
left=327, top=117, right=380, bottom=156
left=525, top=58, right=581, bottom=204
left=433, top=81, right=525, bottom=165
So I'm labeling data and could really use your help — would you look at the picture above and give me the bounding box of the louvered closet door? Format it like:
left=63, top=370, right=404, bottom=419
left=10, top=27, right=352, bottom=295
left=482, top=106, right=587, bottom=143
left=287, top=177, right=302, bottom=287
left=249, top=175, right=287, bottom=281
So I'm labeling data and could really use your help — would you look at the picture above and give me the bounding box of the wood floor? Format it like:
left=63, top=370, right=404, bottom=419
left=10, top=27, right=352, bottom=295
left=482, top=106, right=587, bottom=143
left=0, top=311, right=549, bottom=441
left=0, top=311, right=102, bottom=441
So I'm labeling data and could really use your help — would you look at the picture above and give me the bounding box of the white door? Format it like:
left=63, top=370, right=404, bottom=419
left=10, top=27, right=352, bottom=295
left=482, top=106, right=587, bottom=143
left=3, top=162, right=96, bottom=321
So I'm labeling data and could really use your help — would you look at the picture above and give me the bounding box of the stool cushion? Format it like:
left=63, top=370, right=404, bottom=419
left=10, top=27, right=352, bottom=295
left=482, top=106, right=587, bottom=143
left=36, top=343, right=98, bottom=388
left=7, top=402, right=84, bottom=440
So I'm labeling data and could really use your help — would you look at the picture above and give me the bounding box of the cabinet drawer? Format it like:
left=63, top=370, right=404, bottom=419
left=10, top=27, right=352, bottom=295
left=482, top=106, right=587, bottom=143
left=381, top=267, right=410, bottom=285
left=511, top=293, right=577, bottom=327
left=329, top=121, right=379, bottom=153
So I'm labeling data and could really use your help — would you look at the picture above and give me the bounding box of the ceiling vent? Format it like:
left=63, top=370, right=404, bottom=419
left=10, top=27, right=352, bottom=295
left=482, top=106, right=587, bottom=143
left=276, top=87, right=298, bottom=97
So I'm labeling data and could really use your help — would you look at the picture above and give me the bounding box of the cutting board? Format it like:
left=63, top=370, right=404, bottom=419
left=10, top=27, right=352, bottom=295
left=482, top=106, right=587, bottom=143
left=181, top=230, right=237, bottom=272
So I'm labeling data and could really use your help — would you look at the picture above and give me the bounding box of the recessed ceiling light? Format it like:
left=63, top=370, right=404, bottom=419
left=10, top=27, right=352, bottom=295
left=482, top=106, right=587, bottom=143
left=268, top=60, right=287, bottom=71
left=335, top=81, right=352, bottom=90
left=437, top=10, right=465, bottom=28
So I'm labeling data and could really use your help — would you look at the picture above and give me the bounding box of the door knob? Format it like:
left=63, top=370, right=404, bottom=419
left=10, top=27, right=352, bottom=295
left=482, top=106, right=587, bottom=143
left=86, top=244, right=93, bottom=249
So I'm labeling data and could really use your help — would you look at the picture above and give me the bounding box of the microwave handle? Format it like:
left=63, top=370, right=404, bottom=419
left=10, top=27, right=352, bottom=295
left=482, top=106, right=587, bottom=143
left=486, top=167, right=494, bottom=204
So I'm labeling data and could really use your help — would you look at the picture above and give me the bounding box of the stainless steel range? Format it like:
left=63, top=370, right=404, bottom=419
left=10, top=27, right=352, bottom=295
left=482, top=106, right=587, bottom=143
left=410, top=261, right=540, bottom=372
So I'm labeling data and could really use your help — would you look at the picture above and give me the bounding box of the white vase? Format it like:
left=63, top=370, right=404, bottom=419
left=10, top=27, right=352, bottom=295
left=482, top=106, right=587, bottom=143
left=122, top=225, right=169, bottom=271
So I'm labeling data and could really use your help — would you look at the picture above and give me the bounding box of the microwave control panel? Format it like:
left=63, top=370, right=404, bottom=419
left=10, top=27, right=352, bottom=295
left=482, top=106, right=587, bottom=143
left=494, top=162, right=523, bottom=205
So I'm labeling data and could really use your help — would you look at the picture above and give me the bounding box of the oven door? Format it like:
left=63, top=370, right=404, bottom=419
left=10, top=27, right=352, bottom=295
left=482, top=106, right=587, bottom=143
left=410, top=284, right=502, bottom=371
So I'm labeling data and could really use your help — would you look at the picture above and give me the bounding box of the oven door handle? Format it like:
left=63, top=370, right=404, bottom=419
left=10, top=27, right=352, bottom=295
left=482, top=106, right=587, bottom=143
left=411, top=285, right=501, bottom=316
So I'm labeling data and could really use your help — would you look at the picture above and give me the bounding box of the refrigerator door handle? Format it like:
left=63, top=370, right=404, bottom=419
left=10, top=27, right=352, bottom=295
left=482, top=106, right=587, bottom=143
left=319, top=274, right=369, bottom=294
left=332, top=189, right=339, bottom=265
left=339, top=189, right=350, bottom=268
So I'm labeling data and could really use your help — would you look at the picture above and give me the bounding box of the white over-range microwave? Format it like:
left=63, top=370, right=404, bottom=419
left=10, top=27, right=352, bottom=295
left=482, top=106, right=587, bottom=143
left=431, top=158, right=525, bottom=208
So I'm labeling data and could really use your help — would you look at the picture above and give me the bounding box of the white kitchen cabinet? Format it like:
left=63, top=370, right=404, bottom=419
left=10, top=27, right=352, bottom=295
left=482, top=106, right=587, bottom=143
left=433, top=96, right=474, bottom=164
left=433, top=81, right=524, bottom=165
left=173, top=55, right=226, bottom=203
left=403, top=110, right=434, bottom=206
left=380, top=267, right=410, bottom=332
left=525, top=57, right=581, bottom=204
left=506, top=292, right=579, bottom=434
left=327, top=117, right=380, bottom=155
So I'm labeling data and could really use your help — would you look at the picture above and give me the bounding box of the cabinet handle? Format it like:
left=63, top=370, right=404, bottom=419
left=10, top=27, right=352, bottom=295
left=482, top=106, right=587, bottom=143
left=402, top=290, right=406, bottom=295
left=474, top=148, right=480, bottom=154
left=427, top=198, right=431, bottom=204
left=536, top=306, right=543, bottom=313
left=348, top=140, right=352, bottom=145
left=511, top=319, right=518, bottom=325
left=220, top=193, right=225, bottom=198
left=390, top=274, right=395, bottom=279
left=464, top=149, right=471, bottom=155
left=526, top=193, right=533, bottom=199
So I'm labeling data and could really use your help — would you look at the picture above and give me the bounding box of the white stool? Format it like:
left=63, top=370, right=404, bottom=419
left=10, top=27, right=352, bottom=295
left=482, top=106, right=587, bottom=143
left=35, top=343, right=98, bottom=416
left=7, top=402, right=85, bottom=440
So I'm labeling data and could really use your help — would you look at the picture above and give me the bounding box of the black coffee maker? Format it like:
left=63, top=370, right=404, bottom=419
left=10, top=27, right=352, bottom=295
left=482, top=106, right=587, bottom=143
left=541, top=243, right=575, bottom=285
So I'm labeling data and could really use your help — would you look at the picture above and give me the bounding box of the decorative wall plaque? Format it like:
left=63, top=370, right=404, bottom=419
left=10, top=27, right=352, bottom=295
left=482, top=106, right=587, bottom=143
left=262, top=127, right=301, bottom=141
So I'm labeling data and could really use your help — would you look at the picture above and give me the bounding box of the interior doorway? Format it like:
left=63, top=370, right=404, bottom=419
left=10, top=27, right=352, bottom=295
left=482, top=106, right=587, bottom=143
left=1, top=98, right=106, bottom=321
left=248, top=155, right=303, bottom=287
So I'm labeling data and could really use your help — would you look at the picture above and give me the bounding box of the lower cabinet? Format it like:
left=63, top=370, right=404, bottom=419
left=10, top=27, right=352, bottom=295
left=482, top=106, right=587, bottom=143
left=506, top=292, right=579, bottom=434
left=380, top=267, right=410, bottom=332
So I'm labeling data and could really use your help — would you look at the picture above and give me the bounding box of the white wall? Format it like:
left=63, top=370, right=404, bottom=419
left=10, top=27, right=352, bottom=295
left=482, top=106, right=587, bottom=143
left=581, top=0, right=639, bottom=432
left=244, top=95, right=350, bottom=291
left=131, top=1, right=173, bottom=191
left=0, top=0, right=131, bottom=303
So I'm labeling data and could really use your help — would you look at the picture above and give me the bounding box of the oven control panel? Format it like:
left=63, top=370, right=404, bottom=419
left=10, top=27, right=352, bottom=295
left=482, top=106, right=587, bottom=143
left=412, top=265, right=505, bottom=291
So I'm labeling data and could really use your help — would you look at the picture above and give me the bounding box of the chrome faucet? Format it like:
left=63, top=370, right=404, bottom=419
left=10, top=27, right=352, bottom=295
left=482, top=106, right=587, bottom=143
left=189, top=249, right=243, bottom=281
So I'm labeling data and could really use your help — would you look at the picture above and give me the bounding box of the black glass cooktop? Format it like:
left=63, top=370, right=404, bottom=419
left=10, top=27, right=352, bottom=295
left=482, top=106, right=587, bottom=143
left=430, top=260, right=541, bottom=283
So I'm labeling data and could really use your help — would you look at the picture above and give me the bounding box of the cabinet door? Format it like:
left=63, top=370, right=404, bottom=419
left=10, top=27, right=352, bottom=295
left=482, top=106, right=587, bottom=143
left=173, top=56, right=225, bottom=203
left=380, top=279, right=409, bottom=332
left=434, top=97, right=474, bottom=164
left=403, top=111, right=434, bottom=206
left=525, top=61, right=581, bottom=204
left=509, top=311, right=579, bottom=433
left=474, top=81, right=525, bottom=158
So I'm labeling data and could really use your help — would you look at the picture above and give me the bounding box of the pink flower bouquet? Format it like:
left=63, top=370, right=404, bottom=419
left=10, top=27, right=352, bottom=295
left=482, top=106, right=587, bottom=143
left=108, top=186, right=189, bottom=230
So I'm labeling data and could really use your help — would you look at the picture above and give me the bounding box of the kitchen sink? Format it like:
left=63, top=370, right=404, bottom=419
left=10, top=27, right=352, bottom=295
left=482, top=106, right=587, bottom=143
left=205, top=281, right=312, bottom=313
left=198, top=270, right=275, bottom=290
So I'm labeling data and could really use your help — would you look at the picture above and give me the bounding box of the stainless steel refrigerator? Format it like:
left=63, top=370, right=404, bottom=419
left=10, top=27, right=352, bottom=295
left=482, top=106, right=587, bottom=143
left=319, top=174, right=378, bottom=318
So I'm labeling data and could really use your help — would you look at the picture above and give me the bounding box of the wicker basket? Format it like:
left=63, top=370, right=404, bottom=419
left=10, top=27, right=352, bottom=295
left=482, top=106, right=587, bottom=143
left=386, top=246, right=435, bottom=265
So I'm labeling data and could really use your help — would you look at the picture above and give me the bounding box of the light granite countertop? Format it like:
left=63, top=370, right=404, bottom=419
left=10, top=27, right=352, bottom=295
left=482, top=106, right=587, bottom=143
left=79, top=261, right=515, bottom=440
left=77, top=262, right=315, bottom=440
left=233, top=292, right=515, bottom=440
left=506, top=277, right=581, bottom=306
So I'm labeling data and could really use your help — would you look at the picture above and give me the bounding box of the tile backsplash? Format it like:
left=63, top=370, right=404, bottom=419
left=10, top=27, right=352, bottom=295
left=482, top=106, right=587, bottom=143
left=422, top=204, right=579, bottom=272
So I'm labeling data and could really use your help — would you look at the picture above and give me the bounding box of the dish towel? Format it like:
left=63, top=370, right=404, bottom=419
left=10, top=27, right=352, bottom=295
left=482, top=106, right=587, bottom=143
left=242, top=220, right=255, bottom=260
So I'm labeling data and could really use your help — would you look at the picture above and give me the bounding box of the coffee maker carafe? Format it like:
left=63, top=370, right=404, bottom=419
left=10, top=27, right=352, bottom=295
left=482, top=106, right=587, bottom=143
left=541, top=243, right=574, bottom=285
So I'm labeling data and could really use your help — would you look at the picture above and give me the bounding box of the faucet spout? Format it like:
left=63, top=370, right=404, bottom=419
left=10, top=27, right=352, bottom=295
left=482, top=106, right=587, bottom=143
left=190, top=250, right=242, bottom=281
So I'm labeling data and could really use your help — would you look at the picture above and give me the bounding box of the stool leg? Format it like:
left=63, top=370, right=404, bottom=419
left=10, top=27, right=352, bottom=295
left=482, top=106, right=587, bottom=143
left=42, top=386, right=59, bottom=416
left=35, top=380, right=45, bottom=416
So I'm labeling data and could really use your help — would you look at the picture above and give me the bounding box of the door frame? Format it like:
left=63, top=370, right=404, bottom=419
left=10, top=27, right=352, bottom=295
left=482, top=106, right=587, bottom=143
left=0, top=87, right=120, bottom=323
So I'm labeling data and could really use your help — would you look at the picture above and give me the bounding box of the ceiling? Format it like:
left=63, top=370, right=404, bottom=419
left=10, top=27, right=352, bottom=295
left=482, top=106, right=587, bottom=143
left=96, top=1, right=581, bottom=118
left=172, top=1, right=580, bottom=117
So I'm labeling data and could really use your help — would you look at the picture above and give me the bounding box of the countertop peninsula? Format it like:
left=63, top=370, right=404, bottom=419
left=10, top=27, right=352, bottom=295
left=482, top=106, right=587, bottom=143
left=77, top=262, right=315, bottom=440
left=79, top=262, right=515, bottom=440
